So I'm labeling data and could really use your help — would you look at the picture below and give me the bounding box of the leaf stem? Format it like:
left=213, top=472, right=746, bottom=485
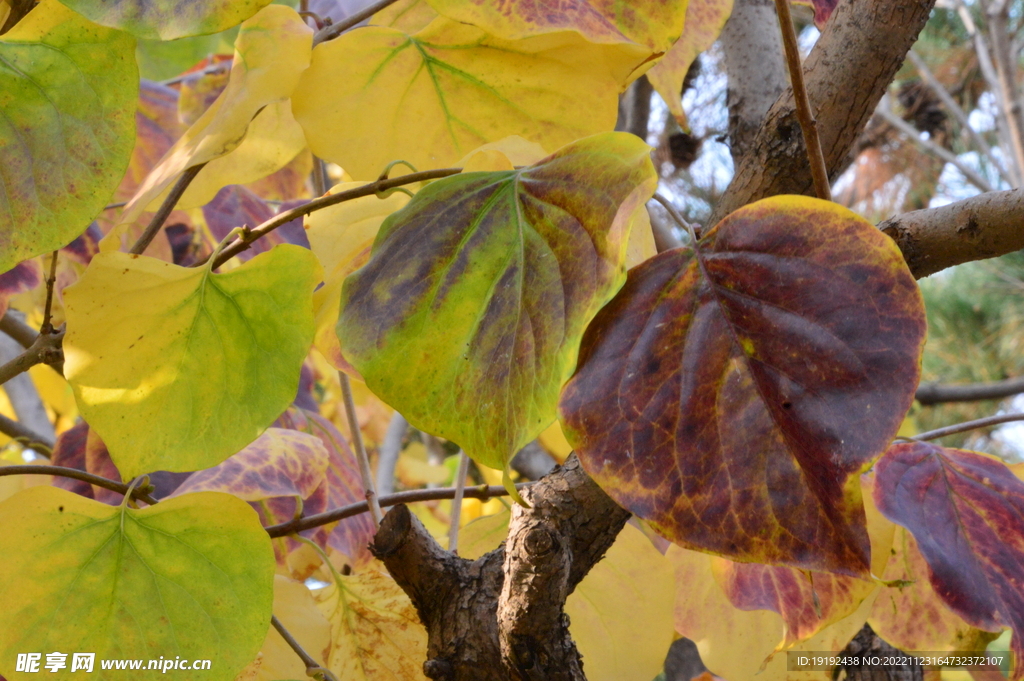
left=652, top=193, right=697, bottom=243
left=447, top=451, right=470, bottom=554
left=339, top=370, right=384, bottom=527
left=203, top=167, right=460, bottom=268
left=905, top=412, right=1024, bottom=442
left=41, top=251, right=58, bottom=334
left=129, top=163, right=207, bottom=256
left=772, top=0, right=832, bottom=201
left=270, top=615, right=339, bottom=681
left=312, top=0, right=403, bottom=45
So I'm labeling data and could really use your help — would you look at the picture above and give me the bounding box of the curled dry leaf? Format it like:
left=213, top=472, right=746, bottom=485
left=561, top=195, right=926, bottom=576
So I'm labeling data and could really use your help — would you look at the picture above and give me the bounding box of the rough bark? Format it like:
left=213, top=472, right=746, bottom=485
left=711, top=0, right=937, bottom=224
left=878, top=188, right=1024, bottom=278
left=719, top=0, right=787, bottom=160
left=371, top=455, right=630, bottom=681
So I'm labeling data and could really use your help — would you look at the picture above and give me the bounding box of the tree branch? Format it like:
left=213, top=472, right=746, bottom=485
left=129, top=163, right=207, bottom=256
left=270, top=616, right=338, bottom=681
left=878, top=188, right=1024, bottom=278
left=0, top=414, right=55, bottom=452
left=0, top=463, right=157, bottom=504
left=907, top=412, right=1024, bottom=442
left=876, top=103, right=994, bottom=193
left=0, top=327, right=64, bottom=386
left=204, top=168, right=461, bottom=268
left=313, top=0, right=402, bottom=45
left=917, top=376, right=1024, bottom=405
left=0, top=312, right=39, bottom=349
left=712, top=0, right=937, bottom=223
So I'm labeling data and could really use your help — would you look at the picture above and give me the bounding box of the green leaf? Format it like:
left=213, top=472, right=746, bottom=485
left=0, top=486, right=275, bottom=681
left=338, top=132, right=657, bottom=472
left=0, top=0, right=137, bottom=275
left=56, top=0, right=272, bottom=40
left=63, top=245, right=321, bottom=480
left=874, top=441, right=1024, bottom=678
left=560, top=195, right=927, bottom=576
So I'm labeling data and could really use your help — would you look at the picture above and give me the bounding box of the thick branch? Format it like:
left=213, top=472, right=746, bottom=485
left=917, top=376, right=1024, bottom=405
left=712, top=0, right=936, bottom=223
left=0, top=327, right=64, bottom=386
left=371, top=456, right=629, bottom=681
left=0, top=414, right=55, bottom=452
left=0, top=312, right=38, bottom=349
left=879, top=188, right=1024, bottom=278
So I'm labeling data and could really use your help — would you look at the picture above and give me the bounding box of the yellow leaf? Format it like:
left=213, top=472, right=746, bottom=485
left=647, top=0, right=734, bottom=128
left=292, top=17, right=651, bottom=181
left=315, top=567, right=429, bottom=681
left=114, top=5, right=312, bottom=239
left=372, top=0, right=438, bottom=32
left=396, top=451, right=450, bottom=486
left=306, top=183, right=410, bottom=373
left=257, top=576, right=332, bottom=681
left=538, top=421, right=573, bottom=463
left=63, top=246, right=321, bottom=479
left=625, top=204, right=657, bottom=269
left=0, top=1, right=9, bottom=28
left=459, top=507, right=510, bottom=559
left=456, top=135, right=549, bottom=171
left=177, top=100, right=309, bottom=210
left=566, top=523, right=676, bottom=681
left=28, top=364, right=77, bottom=420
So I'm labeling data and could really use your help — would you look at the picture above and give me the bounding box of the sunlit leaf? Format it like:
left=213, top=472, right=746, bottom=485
left=0, top=486, right=275, bottom=681
left=115, top=6, right=312, bottom=236
left=647, top=0, right=734, bottom=127
left=0, top=0, right=137, bottom=274
left=874, top=441, right=1024, bottom=676
left=255, top=576, right=332, bottom=681
left=57, top=0, right=272, bottom=40
left=314, top=567, right=429, bottom=681
left=564, top=523, right=676, bottom=681
left=172, top=428, right=329, bottom=501
left=339, top=133, right=658, bottom=472
left=63, top=246, right=321, bottom=480
left=371, top=0, right=438, bottom=32
left=291, top=16, right=651, bottom=181
left=561, top=195, right=926, bottom=575
left=425, top=0, right=688, bottom=50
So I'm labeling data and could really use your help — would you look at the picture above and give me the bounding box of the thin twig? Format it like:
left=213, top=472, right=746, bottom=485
left=651, top=194, right=696, bottom=243
left=917, top=376, right=1024, bottom=405
left=313, top=0, right=402, bottom=45
left=340, top=371, right=384, bottom=527
left=103, top=201, right=127, bottom=211
left=447, top=451, right=470, bottom=554
left=265, top=483, right=528, bottom=537
left=0, top=327, right=65, bottom=386
left=129, top=163, right=207, bottom=255
left=0, top=463, right=158, bottom=504
left=159, top=61, right=231, bottom=88
left=40, top=251, right=58, bottom=334
left=203, top=168, right=460, bottom=268
left=907, top=412, right=1024, bottom=442
left=772, top=0, right=832, bottom=201
left=906, top=50, right=1008, bottom=179
left=0, top=312, right=38, bottom=349
left=0, top=415, right=55, bottom=453
left=270, top=616, right=339, bottom=681
left=986, top=0, right=1024, bottom=188
left=876, top=104, right=994, bottom=193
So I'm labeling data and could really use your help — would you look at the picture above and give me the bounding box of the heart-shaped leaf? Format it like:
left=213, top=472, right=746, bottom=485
left=0, top=0, right=137, bottom=274
left=874, top=441, right=1024, bottom=678
left=560, top=195, right=926, bottom=575
left=63, top=246, right=321, bottom=480
left=338, top=132, right=657, bottom=473
left=291, top=16, right=650, bottom=181
left=0, top=486, right=275, bottom=681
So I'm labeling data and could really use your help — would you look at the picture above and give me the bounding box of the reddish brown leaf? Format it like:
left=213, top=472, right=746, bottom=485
left=202, top=185, right=309, bottom=261
left=560, top=195, right=925, bottom=575
left=793, top=0, right=838, bottom=28
left=873, top=441, right=1024, bottom=678
left=271, top=408, right=375, bottom=566
left=50, top=422, right=121, bottom=504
